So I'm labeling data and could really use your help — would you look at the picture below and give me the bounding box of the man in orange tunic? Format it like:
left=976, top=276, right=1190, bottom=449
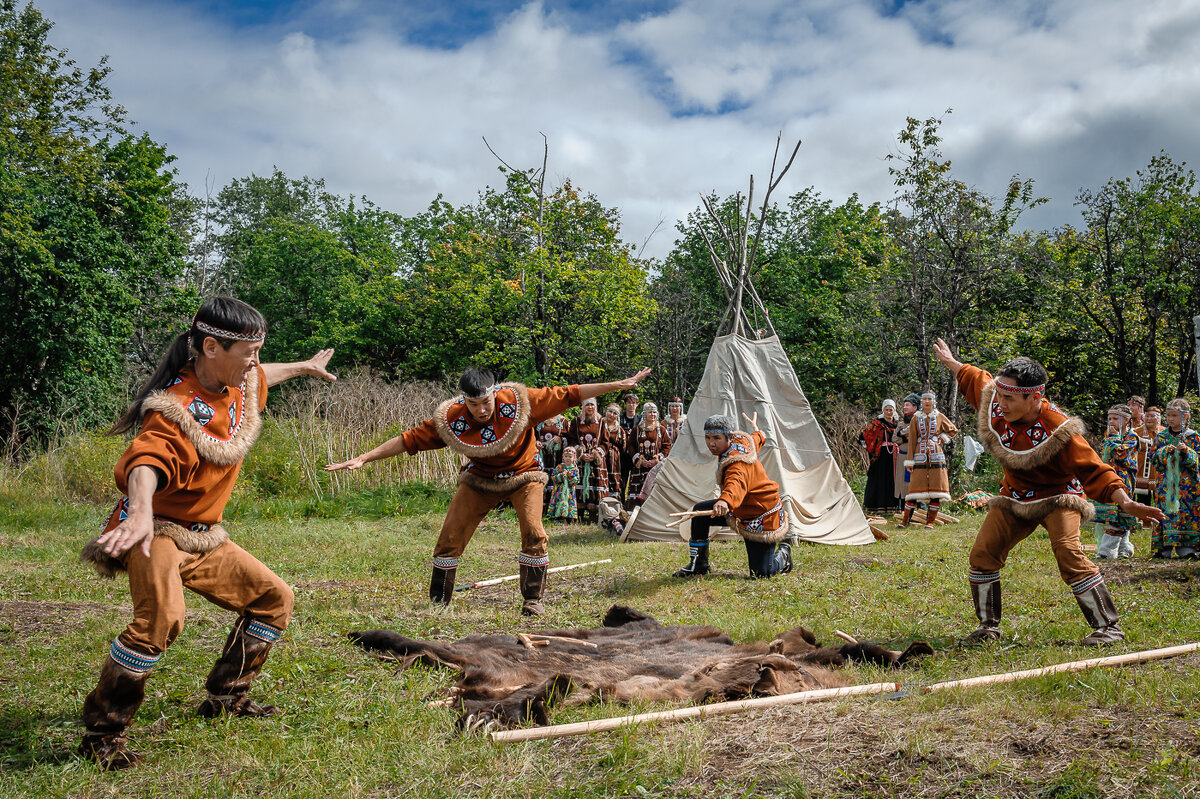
left=326, top=367, right=649, bottom=615
left=933, top=339, right=1163, bottom=646
left=673, top=413, right=791, bottom=578
left=78, top=297, right=336, bottom=770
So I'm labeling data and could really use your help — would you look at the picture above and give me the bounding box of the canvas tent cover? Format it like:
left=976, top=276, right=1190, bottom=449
left=624, top=333, right=874, bottom=545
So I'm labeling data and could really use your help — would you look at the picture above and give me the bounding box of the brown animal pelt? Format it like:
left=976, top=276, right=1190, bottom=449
left=349, top=605, right=933, bottom=730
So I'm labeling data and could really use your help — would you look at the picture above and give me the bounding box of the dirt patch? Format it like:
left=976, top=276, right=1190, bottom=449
left=549, top=698, right=1200, bottom=797
left=1102, top=560, right=1200, bottom=587
left=0, top=600, right=124, bottom=639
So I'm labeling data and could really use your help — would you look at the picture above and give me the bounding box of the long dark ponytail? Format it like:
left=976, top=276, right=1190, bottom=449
left=110, top=297, right=267, bottom=434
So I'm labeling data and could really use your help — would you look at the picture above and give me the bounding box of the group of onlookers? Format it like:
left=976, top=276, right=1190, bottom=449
left=536, top=393, right=689, bottom=525
left=1094, top=395, right=1198, bottom=560
left=860, top=389, right=1200, bottom=559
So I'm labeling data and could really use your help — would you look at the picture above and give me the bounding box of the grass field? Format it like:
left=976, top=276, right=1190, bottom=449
left=3, top=487, right=1200, bottom=798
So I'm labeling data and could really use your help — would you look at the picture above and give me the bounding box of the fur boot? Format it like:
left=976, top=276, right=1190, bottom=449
left=1074, top=579, right=1124, bottom=646
left=965, top=573, right=1002, bottom=644
left=79, top=654, right=150, bottom=770
left=429, top=565, right=456, bottom=606
left=196, top=616, right=281, bottom=718
left=519, top=563, right=547, bottom=616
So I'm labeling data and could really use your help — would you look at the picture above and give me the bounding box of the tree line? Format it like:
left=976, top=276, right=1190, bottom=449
left=3, top=0, right=1199, bottom=454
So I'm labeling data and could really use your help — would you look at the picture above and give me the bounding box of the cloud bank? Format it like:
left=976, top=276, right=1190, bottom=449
left=36, top=0, right=1200, bottom=258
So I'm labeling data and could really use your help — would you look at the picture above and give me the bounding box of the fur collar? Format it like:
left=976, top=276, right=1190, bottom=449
left=140, top=374, right=261, bottom=467
left=433, top=383, right=532, bottom=459
left=717, top=431, right=758, bottom=476
left=977, top=379, right=1084, bottom=471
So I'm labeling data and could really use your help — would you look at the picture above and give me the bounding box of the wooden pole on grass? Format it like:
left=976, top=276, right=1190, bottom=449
left=454, top=559, right=612, bottom=592
left=489, top=642, right=1200, bottom=744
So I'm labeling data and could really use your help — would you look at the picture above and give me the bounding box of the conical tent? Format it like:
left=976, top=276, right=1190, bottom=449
left=623, top=333, right=874, bottom=545
left=624, top=134, right=873, bottom=545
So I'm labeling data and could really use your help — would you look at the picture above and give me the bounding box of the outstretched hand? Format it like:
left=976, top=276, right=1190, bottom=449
left=932, top=338, right=963, bottom=373
left=325, top=456, right=366, bottom=472
left=307, top=348, right=337, bottom=382
left=616, top=368, right=651, bottom=391
left=1124, top=500, right=1166, bottom=524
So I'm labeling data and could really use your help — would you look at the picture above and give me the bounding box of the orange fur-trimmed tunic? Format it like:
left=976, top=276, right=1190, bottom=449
left=401, top=383, right=582, bottom=492
left=956, top=364, right=1123, bottom=521
left=105, top=363, right=267, bottom=531
left=718, top=431, right=788, bottom=543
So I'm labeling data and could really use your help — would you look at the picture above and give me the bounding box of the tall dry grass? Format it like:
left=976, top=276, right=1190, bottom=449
left=264, top=370, right=461, bottom=497
left=0, top=371, right=464, bottom=504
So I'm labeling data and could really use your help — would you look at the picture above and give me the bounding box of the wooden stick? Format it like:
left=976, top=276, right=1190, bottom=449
left=489, top=641, right=1200, bottom=744
left=489, top=681, right=902, bottom=744
left=454, top=559, right=613, bottom=592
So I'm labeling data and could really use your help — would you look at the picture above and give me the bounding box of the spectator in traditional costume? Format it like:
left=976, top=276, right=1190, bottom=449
left=1128, top=396, right=1146, bottom=432
left=860, top=399, right=903, bottom=513
left=535, top=414, right=566, bottom=472
left=663, top=397, right=688, bottom=443
left=1135, top=405, right=1165, bottom=503
left=598, top=404, right=627, bottom=501
left=546, top=446, right=581, bottom=522
left=899, top=391, right=958, bottom=528
left=618, top=393, right=641, bottom=497
left=1093, top=404, right=1140, bottom=559
left=326, top=366, right=649, bottom=615
left=892, top=393, right=920, bottom=504
left=673, top=413, right=791, bottom=579
left=1150, top=399, right=1200, bottom=559
left=78, top=297, right=336, bottom=770
left=569, top=398, right=611, bottom=522
left=626, top=438, right=661, bottom=510
left=631, top=402, right=673, bottom=463
left=933, top=339, right=1162, bottom=646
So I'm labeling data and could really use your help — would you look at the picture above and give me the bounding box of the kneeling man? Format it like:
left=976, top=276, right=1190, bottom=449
left=674, top=413, right=792, bottom=578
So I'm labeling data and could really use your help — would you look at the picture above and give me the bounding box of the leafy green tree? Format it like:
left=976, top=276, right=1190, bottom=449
left=0, top=0, right=188, bottom=444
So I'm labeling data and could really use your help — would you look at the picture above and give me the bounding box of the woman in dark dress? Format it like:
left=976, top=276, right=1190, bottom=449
left=861, top=399, right=903, bottom=512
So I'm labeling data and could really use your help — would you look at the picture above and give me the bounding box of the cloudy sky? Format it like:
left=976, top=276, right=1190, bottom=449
left=37, top=0, right=1200, bottom=259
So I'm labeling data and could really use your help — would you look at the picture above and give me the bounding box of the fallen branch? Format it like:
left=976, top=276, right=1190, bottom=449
left=454, top=559, right=613, bottom=592
left=489, top=641, right=1200, bottom=744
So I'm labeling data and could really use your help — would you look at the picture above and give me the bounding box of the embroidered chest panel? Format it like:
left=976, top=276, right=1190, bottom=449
left=444, top=386, right=523, bottom=450
left=174, top=381, right=248, bottom=443
left=912, top=412, right=945, bottom=464
left=988, top=399, right=1066, bottom=454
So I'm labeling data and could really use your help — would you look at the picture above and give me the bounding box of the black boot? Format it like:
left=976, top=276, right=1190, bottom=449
left=197, top=616, right=282, bottom=718
left=79, top=644, right=154, bottom=770
left=777, top=541, right=793, bottom=574
left=519, top=563, right=547, bottom=616
left=1074, top=578, right=1124, bottom=646
left=965, top=572, right=1002, bottom=644
left=429, top=565, right=457, bottom=606
left=673, top=541, right=710, bottom=577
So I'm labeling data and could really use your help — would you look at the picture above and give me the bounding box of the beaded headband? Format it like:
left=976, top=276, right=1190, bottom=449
left=194, top=319, right=266, bottom=342
left=920, top=392, right=936, bottom=400
left=994, top=377, right=1045, bottom=395
left=705, top=429, right=731, bottom=435
left=1107, top=407, right=1132, bottom=420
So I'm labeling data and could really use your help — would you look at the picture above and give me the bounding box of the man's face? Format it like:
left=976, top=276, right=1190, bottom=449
left=1107, top=413, right=1128, bottom=434
left=1166, top=409, right=1185, bottom=432
left=995, top=388, right=1042, bottom=424
left=902, top=401, right=917, bottom=417
left=1147, top=410, right=1162, bottom=429
left=464, top=393, right=496, bottom=423
left=704, top=432, right=729, bottom=457
left=201, top=337, right=262, bottom=390
left=921, top=396, right=935, bottom=414
left=625, top=398, right=638, bottom=412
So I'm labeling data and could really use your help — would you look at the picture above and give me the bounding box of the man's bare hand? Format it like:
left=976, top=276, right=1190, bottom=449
left=306, top=349, right=337, bottom=382
left=616, top=368, right=651, bottom=391
left=712, top=499, right=730, bottom=517
left=932, top=338, right=963, bottom=373
left=741, top=412, right=759, bottom=432
left=1122, top=499, right=1166, bottom=524
left=325, top=456, right=366, bottom=472
left=96, top=516, right=154, bottom=558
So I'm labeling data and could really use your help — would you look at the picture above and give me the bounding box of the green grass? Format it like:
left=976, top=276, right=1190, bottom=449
left=3, top=487, right=1200, bottom=798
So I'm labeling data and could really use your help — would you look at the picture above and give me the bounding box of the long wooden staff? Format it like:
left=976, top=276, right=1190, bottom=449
left=454, top=559, right=613, bottom=592
left=489, top=641, right=1200, bottom=744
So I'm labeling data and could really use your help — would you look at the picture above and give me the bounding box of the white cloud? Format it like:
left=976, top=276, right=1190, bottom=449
left=32, top=0, right=1200, bottom=257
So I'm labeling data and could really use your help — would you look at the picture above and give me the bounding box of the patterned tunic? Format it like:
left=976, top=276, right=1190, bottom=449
left=1092, top=431, right=1139, bottom=530
left=546, top=464, right=580, bottom=520
left=1150, top=427, right=1200, bottom=553
left=903, top=411, right=958, bottom=502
